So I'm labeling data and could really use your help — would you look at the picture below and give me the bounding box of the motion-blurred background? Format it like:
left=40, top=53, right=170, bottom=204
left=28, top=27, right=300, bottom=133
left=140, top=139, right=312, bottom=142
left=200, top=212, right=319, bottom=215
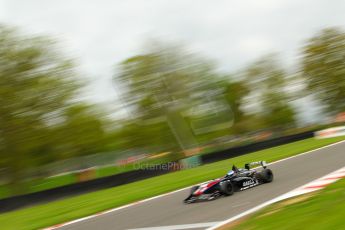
left=0, top=0, right=345, bottom=199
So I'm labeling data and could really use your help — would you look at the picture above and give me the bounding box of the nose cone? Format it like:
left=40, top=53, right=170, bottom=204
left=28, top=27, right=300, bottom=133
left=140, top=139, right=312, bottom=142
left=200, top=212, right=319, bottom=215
left=193, top=188, right=203, bottom=195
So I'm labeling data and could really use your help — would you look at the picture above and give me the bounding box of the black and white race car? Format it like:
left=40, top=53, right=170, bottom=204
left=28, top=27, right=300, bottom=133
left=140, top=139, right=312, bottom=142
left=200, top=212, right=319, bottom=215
left=184, top=161, right=273, bottom=203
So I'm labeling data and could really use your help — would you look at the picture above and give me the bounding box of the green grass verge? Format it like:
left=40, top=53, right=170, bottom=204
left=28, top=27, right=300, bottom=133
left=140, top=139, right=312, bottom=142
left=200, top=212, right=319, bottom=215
left=229, top=178, right=345, bottom=230
left=1, top=136, right=345, bottom=230
left=29, top=173, right=77, bottom=194
left=0, top=174, right=77, bottom=200
left=0, top=159, right=159, bottom=199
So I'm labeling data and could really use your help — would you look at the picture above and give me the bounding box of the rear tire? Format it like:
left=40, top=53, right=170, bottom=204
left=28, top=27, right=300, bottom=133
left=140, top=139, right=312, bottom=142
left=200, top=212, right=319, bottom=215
left=258, top=169, right=273, bottom=183
left=220, top=181, right=234, bottom=196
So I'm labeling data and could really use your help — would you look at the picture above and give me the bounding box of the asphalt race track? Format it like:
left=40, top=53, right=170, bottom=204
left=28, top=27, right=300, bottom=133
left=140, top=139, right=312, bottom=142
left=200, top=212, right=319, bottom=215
left=59, top=141, right=345, bottom=230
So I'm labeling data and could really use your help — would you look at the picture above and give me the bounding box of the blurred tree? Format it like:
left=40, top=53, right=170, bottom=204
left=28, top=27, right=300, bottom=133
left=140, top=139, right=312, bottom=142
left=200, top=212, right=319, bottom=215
left=261, top=91, right=296, bottom=127
left=244, top=54, right=296, bottom=128
left=53, top=104, right=109, bottom=160
left=115, top=44, right=226, bottom=151
left=117, top=121, right=177, bottom=153
left=223, top=80, right=249, bottom=122
left=221, top=80, right=252, bottom=134
left=117, top=45, right=219, bottom=118
left=0, top=25, right=82, bottom=193
left=301, top=27, right=345, bottom=114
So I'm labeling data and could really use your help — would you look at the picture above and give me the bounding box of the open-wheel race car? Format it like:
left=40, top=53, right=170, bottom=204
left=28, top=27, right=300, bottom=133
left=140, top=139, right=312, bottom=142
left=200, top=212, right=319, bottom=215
left=184, top=161, right=273, bottom=203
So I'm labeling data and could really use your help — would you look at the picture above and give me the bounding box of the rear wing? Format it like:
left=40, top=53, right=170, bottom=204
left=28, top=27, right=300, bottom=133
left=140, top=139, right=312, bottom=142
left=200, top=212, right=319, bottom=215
left=245, top=161, right=267, bottom=170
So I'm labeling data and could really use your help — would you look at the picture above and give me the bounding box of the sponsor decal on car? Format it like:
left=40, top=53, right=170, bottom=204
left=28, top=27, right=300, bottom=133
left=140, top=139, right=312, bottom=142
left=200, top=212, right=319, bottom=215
left=242, top=180, right=255, bottom=187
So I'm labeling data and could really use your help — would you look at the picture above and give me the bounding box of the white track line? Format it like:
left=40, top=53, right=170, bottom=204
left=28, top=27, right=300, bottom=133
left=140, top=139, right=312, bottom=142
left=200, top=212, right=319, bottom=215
left=43, top=139, right=345, bottom=230
left=128, top=222, right=221, bottom=230
left=207, top=165, right=345, bottom=230
left=266, top=139, right=345, bottom=166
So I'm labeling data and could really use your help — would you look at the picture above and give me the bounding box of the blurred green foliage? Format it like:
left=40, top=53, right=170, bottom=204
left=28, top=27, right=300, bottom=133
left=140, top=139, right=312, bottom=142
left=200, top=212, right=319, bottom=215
left=302, top=28, right=345, bottom=115
left=0, top=26, right=113, bottom=194
left=116, top=44, right=232, bottom=151
left=244, top=54, right=296, bottom=128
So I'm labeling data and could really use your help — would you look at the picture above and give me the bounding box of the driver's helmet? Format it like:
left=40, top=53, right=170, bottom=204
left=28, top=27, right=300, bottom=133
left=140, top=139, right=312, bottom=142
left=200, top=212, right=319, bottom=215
left=227, top=170, right=235, bottom=177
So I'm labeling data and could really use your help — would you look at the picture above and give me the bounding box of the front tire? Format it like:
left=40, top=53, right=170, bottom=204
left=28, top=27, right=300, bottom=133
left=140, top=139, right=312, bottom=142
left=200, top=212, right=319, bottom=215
left=258, top=168, right=274, bottom=183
